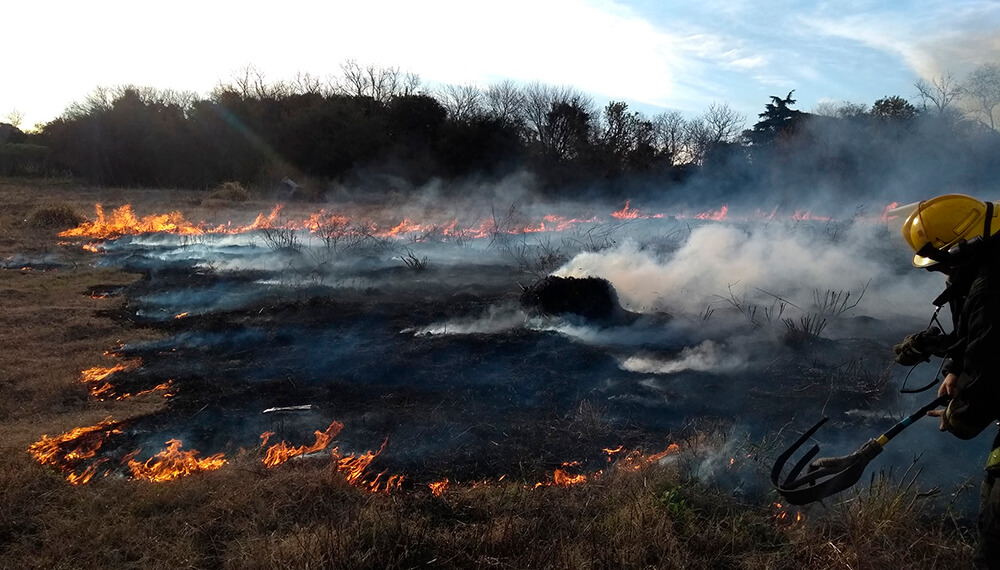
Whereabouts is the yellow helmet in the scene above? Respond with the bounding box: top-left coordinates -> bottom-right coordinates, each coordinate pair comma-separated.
899,194 -> 999,268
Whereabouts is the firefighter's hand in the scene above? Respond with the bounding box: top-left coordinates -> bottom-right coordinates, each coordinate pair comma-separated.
938,372 -> 959,398
892,329 -> 937,366
927,373 -> 959,431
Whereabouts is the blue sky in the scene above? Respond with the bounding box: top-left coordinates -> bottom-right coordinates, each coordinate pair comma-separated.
4,0 -> 1000,129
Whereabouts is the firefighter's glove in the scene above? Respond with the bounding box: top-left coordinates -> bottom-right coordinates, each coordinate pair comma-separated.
893,326 -> 947,366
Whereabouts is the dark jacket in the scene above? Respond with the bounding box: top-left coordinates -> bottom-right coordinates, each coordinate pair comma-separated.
940,241 -> 1000,439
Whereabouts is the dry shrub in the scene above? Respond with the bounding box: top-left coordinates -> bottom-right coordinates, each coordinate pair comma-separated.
27,203 -> 85,229
208,181 -> 250,202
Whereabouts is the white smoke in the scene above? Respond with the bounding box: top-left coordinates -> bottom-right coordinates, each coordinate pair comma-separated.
554,221 -> 943,324
409,305 -> 527,336
620,340 -> 744,374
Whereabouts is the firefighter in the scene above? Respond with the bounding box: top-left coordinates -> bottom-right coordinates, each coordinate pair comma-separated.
891,194 -> 1000,568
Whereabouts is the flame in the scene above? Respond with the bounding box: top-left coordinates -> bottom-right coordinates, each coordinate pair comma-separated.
878,201 -> 901,223
330,439 -> 403,492
773,502 -> 806,524
693,204 -> 729,221
28,418 -> 124,484
80,361 -> 139,384
334,440 -> 386,485
612,200 -> 640,220
534,468 -> 589,488
429,479 -> 449,496
60,204 -> 204,239
66,459 -> 110,486
127,439 -> 227,482
174,312 -> 189,319
262,421 -> 344,468
645,443 -> 681,463
552,468 -> 587,486
79,360 -> 169,401
28,418 -> 123,467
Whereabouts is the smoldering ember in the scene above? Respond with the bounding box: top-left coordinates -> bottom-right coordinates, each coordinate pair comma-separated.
18,196 -> 984,506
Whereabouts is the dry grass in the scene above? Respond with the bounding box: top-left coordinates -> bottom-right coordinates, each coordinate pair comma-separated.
0,177 -> 977,569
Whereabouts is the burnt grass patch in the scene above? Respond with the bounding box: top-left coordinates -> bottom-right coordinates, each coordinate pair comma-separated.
72,249 -> 908,492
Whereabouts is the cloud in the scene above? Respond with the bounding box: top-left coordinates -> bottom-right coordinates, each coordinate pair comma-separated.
796,2 -> 1000,80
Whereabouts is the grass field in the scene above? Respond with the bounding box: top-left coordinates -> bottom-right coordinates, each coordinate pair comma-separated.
0,177 -> 977,569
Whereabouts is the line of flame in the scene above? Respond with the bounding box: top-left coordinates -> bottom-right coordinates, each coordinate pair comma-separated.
127,439 -> 227,483
261,421 -> 344,468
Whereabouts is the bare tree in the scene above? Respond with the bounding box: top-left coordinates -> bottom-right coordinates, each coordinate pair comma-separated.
4,109 -> 24,129
214,65 -> 290,99
336,59 -> 415,104
915,73 -> 963,116
702,102 -> 746,143
485,79 -> 526,126
682,117 -> 712,165
521,82 -> 593,149
65,86 -> 115,118
964,63 -> 1000,131
678,103 -> 745,165
436,83 -> 485,122
813,100 -> 867,119
289,71 -> 331,95
652,110 -> 686,164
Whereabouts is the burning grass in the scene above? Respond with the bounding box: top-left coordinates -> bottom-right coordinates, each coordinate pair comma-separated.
1,446 -> 973,569
0,178 -> 978,568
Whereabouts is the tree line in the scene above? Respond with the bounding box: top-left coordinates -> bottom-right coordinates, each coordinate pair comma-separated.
2,61 -> 999,203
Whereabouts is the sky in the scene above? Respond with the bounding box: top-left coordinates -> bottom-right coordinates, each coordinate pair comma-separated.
3,0 -> 1000,130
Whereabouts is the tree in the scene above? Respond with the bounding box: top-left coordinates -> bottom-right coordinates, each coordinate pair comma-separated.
870,95 -> 918,122
812,100 -> 867,119
964,63 -> 1000,131
702,102 -> 746,143
683,102 -> 745,165
4,109 -> 24,130
436,84 -> 485,122
521,83 -> 593,152
336,60 -> 418,104
652,110 -> 686,164
915,73 -> 963,116
543,100 -> 593,161
596,101 -> 655,174
484,80 -> 526,129
744,91 -> 803,146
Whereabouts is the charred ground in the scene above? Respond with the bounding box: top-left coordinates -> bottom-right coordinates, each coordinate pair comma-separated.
0,179 -> 978,569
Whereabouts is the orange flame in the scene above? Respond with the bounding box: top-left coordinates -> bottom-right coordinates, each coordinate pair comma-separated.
127,439 -> 227,482
334,440 -> 386,485
262,421 -> 344,468
429,478 -> 449,496
878,201 -> 901,223
60,204 -> 204,239
552,468 -> 587,486
612,200 -> 641,220
28,418 -> 124,484
28,418 -> 123,467
694,204 -> 729,221
66,459 -> 109,486
79,360 -> 169,401
773,502 -> 806,524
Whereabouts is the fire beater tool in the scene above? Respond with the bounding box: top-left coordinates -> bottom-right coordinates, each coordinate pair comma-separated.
771,395 -> 948,505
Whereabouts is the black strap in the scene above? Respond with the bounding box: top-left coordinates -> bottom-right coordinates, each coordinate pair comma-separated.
985,201 -> 994,239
